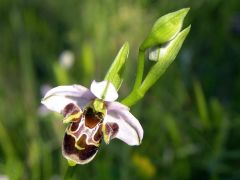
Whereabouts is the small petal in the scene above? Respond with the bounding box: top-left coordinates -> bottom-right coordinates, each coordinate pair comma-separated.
62,103 -> 82,124
90,80 -> 118,101
41,85 -> 94,113
104,105 -> 143,146
102,122 -> 119,144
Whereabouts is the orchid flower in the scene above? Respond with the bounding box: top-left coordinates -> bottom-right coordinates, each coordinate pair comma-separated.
41,80 -> 143,165
41,8 -> 190,167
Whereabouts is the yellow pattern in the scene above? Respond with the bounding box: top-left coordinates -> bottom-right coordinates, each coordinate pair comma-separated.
63,111 -> 82,124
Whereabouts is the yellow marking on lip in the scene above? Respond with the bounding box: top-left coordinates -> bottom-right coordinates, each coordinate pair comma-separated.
74,141 -> 100,150
102,124 -> 110,144
75,144 -> 85,150
63,111 -> 82,124
94,142 -> 100,147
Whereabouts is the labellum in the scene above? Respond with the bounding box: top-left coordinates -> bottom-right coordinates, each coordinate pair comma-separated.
62,103 -> 105,165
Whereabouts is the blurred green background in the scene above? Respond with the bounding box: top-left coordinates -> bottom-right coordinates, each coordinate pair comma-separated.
0,0 -> 240,179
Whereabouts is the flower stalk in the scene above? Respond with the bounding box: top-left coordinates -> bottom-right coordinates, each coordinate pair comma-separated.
132,49 -> 145,91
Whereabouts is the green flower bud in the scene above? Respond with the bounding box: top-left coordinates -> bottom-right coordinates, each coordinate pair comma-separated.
140,26 -> 191,94
140,8 -> 190,50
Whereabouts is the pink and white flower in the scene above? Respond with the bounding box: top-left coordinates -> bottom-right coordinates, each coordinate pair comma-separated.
41,80 -> 143,165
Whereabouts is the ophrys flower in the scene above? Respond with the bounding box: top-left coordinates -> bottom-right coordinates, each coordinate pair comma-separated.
41,80 -> 143,165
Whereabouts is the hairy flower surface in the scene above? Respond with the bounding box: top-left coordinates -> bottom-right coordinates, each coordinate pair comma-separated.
41,80 -> 143,165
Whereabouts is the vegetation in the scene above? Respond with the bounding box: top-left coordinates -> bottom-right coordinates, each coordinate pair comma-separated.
0,0 -> 239,179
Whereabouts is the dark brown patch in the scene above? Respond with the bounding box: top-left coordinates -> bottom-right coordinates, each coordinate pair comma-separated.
62,103 -> 80,118
63,133 -> 76,155
93,125 -> 103,142
63,134 -> 99,161
84,107 -> 103,128
96,112 -> 104,120
79,144 -> 98,161
70,121 -> 80,132
105,122 -> 119,138
76,134 -> 87,149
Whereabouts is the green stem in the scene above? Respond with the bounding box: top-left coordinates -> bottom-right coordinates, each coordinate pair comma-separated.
64,166 -> 77,180
121,49 -> 145,106
121,89 -> 144,107
132,49 -> 145,91
139,61 -> 166,95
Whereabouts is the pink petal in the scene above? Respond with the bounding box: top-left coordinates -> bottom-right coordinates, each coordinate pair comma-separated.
41,85 -> 95,113
104,103 -> 143,146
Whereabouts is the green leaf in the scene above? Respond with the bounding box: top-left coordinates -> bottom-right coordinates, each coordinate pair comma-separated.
140,8 -> 190,50
193,80 -> 210,128
104,42 -> 129,90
